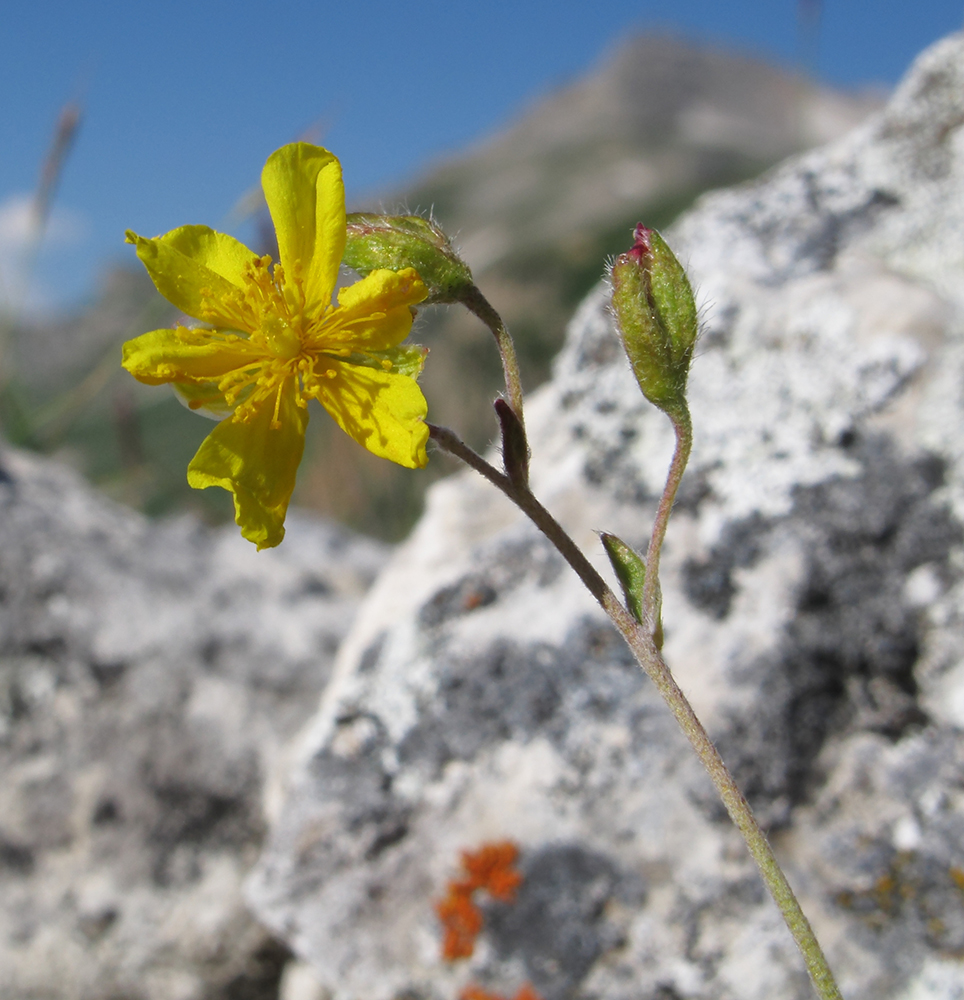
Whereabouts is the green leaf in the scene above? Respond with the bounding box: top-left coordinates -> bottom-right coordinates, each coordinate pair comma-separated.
601,533 -> 663,648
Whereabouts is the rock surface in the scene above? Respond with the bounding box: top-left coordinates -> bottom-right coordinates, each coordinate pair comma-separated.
248,34 -> 964,1000
0,449 -> 387,1000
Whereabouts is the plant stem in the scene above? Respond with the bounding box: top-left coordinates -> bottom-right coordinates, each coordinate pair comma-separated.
428,424 -> 609,605
459,285 -> 526,425
427,422 -> 843,1000
642,406 -> 691,630
611,614 -> 844,1000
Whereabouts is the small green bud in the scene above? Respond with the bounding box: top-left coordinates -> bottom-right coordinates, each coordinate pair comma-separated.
609,225 -> 697,419
344,213 -> 474,305
600,532 -> 663,648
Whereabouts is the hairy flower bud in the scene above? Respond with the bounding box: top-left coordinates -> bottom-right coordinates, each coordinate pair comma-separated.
609,225 -> 697,419
344,213 -> 474,305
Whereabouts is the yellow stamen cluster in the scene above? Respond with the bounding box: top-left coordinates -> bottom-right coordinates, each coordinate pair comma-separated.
191,254 -> 404,430
189,254 -> 404,428
194,256 -> 310,427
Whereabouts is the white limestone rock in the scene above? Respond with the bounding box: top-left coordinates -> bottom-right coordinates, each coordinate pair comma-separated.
0,449 -> 387,1000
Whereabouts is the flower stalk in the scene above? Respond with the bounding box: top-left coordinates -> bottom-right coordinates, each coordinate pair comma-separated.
641,406 -> 690,634
458,284 -> 526,426
427,411 -> 842,1000
431,224 -> 844,1000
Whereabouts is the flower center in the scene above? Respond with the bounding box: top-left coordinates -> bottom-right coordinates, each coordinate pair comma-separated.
262,314 -> 302,361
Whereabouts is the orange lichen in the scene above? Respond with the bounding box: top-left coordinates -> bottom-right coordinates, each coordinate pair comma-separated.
460,841 -> 523,903
436,840 -> 523,961
459,983 -> 542,1000
512,985 -> 542,1000
460,986 -> 498,1000
436,885 -> 484,960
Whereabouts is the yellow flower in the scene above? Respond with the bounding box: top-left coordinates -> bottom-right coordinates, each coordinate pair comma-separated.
122,143 -> 430,550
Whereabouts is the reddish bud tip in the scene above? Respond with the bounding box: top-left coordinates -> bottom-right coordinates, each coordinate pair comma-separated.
630,224 -> 653,260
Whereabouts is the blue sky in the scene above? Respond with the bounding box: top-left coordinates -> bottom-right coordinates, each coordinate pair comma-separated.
2,0 -> 962,313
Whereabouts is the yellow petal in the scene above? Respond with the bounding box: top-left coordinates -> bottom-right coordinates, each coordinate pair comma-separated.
186,379 -> 308,549
326,304 -> 415,353
325,268 -> 428,350
172,381 -> 234,420
261,143 -> 345,310
366,343 -> 428,378
122,327 -> 264,385
126,227 -> 256,326
336,268 -> 427,314
317,364 -> 428,469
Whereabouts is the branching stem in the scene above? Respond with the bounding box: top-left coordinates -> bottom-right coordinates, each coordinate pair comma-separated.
429,304 -> 844,1000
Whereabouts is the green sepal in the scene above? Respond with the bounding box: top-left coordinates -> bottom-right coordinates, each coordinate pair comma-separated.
342,343 -> 428,378
344,213 -> 474,305
601,532 -> 663,649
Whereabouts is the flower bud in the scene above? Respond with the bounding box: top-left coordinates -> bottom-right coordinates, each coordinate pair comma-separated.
494,397 -> 529,488
344,213 -> 474,305
609,225 -> 697,419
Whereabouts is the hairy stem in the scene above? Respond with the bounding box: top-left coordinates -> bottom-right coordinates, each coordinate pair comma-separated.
460,285 -> 526,425
611,612 -> 843,1000
642,405 -> 691,629
428,421 -> 843,1000
428,424 -> 608,604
